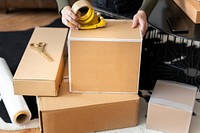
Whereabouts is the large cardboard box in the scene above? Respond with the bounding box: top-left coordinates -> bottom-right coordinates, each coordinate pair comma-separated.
173,0 -> 200,24
38,80 -> 140,133
68,19 -> 142,93
13,27 -> 68,96
146,80 -> 197,133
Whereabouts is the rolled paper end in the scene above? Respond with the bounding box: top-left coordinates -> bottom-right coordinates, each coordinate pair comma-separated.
14,111 -> 32,125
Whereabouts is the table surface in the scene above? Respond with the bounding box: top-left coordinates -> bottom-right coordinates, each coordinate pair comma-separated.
148,0 -> 200,41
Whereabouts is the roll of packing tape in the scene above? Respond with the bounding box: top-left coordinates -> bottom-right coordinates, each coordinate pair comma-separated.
0,58 -> 32,125
71,0 -> 106,29
71,0 -> 91,14
72,0 -> 95,24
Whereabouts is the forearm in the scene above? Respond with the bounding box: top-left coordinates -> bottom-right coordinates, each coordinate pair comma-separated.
139,0 -> 158,18
56,0 -> 71,12
56,0 -> 159,17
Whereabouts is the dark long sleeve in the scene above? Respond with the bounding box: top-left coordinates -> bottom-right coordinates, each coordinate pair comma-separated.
139,0 -> 158,18
56,0 -> 158,17
56,0 -> 70,12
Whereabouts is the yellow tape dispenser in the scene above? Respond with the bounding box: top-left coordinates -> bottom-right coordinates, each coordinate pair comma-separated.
71,0 -> 106,30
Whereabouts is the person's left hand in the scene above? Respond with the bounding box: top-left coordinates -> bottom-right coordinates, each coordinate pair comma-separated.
132,10 -> 148,37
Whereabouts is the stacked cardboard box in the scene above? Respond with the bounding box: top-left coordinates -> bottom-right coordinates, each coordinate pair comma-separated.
13,27 -> 68,96
38,20 -> 142,133
173,0 -> 200,24
38,77 -> 140,133
68,20 -> 142,93
146,80 -> 197,133
14,19 -> 142,133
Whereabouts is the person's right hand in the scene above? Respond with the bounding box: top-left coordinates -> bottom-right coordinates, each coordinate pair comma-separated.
61,6 -> 80,29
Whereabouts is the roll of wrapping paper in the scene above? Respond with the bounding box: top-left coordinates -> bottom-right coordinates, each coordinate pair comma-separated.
0,57 -> 31,125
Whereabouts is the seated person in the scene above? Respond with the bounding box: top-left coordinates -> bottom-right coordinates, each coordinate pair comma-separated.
56,0 -> 158,36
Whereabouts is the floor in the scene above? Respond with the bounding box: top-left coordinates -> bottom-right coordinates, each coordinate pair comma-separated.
0,8 -> 60,32
0,8 -> 60,133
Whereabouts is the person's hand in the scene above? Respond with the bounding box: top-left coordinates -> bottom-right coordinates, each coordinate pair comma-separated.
132,10 -> 148,37
61,6 -> 80,29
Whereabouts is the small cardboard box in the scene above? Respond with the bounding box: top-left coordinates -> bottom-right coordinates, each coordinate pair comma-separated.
173,0 -> 200,24
146,80 -> 197,133
68,19 -> 142,93
13,27 -> 68,96
38,80 -> 140,133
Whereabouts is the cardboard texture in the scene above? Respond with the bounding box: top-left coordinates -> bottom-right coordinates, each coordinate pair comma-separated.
68,19 -> 142,93
38,79 -> 140,133
13,27 -> 68,96
62,58 -> 69,79
173,0 -> 200,24
146,80 -> 197,133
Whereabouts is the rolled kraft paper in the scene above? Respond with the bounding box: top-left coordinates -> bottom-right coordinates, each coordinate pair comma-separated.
0,57 -> 31,125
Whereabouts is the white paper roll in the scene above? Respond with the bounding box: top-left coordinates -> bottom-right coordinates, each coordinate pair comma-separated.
0,57 -> 31,125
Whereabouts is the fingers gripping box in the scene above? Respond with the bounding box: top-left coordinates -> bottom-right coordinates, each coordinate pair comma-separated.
146,80 -> 197,133
38,79 -> 140,133
68,19 -> 142,93
13,27 -> 68,96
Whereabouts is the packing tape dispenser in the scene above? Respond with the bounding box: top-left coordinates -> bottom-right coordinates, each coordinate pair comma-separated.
71,0 -> 106,30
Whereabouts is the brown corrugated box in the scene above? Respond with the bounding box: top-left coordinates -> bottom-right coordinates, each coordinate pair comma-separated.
68,19 -> 142,93
13,27 -> 68,96
62,58 -> 69,79
173,0 -> 200,24
146,80 -> 197,133
38,79 -> 140,133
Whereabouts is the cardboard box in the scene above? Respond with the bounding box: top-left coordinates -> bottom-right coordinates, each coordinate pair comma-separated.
13,27 -> 68,96
68,19 -> 142,93
62,58 -> 69,79
38,80 -> 140,133
173,0 -> 200,24
146,80 -> 197,133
